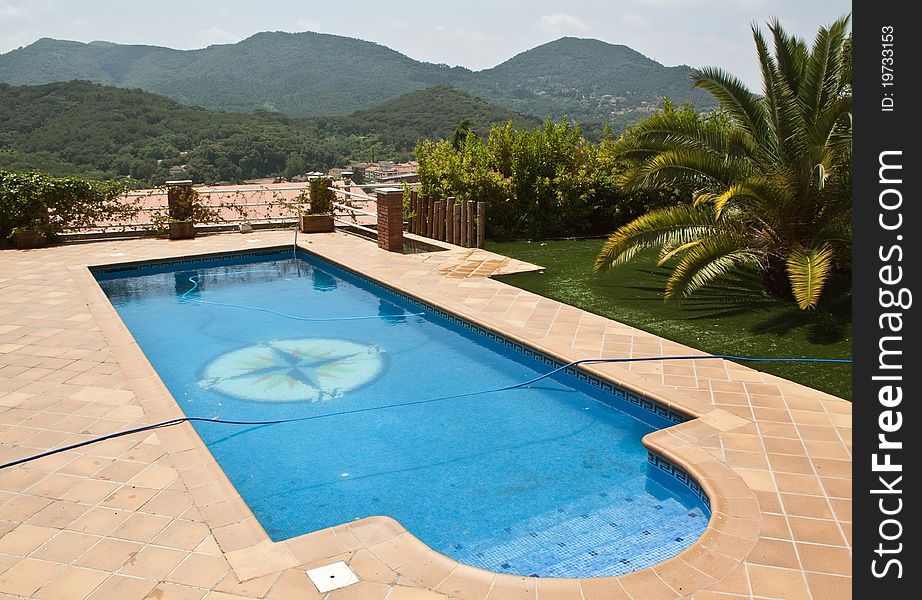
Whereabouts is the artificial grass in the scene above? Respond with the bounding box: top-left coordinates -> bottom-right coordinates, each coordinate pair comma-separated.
487,239 -> 852,399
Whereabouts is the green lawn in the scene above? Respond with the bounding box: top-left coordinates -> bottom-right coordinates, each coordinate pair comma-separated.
487,239 -> 852,399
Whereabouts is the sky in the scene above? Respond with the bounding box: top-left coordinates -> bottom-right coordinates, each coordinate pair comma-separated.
0,0 -> 851,90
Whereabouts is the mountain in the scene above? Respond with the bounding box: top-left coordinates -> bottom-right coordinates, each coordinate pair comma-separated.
0,33 -> 465,117
0,33 -> 714,125
463,37 -> 715,124
0,81 -> 531,181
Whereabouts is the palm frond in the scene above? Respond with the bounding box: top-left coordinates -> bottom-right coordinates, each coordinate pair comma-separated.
614,110 -> 737,157
808,95 -> 852,160
658,239 -> 702,265
768,17 -> 808,96
800,16 -> 851,118
664,236 -> 760,300
710,179 -> 780,217
691,67 -> 769,142
620,149 -> 753,192
595,205 -> 717,272
786,244 -> 835,309
752,24 -> 781,159
693,190 -> 720,206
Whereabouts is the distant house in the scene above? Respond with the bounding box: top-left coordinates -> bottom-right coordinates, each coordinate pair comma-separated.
349,163 -> 369,184
362,161 -> 418,183
169,165 -> 187,176
378,172 -> 419,184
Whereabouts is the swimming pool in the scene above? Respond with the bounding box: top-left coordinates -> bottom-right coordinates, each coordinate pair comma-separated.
94,249 -> 708,578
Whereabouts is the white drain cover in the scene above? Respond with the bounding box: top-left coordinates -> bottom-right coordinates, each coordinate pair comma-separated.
306,561 -> 360,592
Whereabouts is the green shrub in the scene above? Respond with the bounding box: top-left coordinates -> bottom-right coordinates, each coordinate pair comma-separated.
0,170 -> 134,245
415,119 -> 680,240
307,177 -> 336,214
166,185 -> 198,221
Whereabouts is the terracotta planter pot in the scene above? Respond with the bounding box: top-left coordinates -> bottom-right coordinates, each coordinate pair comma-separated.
168,220 -> 195,240
13,229 -> 46,249
300,214 -> 334,233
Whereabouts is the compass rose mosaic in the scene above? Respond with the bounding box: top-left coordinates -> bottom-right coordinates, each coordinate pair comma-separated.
199,338 -> 385,402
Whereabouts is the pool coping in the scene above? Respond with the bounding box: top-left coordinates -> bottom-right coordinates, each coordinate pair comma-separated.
68,237 -> 761,597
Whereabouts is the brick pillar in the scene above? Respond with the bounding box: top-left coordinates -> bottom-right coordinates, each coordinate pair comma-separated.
376,188 -> 404,252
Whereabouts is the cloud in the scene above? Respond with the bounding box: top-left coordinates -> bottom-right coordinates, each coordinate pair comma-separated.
537,13 -> 590,33
620,13 -> 651,29
0,3 -> 29,18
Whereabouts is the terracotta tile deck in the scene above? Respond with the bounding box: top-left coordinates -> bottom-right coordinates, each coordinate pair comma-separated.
0,231 -> 851,599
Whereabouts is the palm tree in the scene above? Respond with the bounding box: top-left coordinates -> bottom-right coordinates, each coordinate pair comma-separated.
595,16 -> 851,309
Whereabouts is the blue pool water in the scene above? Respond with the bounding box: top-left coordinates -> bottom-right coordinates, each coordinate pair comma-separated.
94,249 -> 708,577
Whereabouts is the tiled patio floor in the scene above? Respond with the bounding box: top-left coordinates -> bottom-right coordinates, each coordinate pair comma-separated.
0,231 -> 851,599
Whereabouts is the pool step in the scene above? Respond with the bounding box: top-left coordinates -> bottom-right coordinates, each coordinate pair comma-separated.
445,488 -> 706,578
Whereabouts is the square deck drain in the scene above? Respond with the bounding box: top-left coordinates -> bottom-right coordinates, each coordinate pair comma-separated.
306,561 -> 360,592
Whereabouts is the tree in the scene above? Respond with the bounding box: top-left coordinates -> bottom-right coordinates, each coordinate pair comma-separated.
451,119 -> 473,150
284,153 -> 306,179
595,16 -> 852,309
416,118 -> 652,240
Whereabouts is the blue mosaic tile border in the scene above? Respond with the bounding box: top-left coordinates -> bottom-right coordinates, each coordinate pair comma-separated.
648,451 -> 712,512
92,248 -> 284,274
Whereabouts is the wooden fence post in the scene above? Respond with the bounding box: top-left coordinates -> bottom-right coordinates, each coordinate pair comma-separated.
436,200 -> 444,241
476,202 -> 486,248
460,200 -> 468,247
419,196 -> 429,236
453,202 -> 462,245
410,190 -> 418,234
467,201 -> 475,248
441,199 -> 448,241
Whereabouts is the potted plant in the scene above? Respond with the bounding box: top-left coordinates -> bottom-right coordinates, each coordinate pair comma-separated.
10,223 -> 47,249
166,180 -> 197,239
299,177 -> 335,233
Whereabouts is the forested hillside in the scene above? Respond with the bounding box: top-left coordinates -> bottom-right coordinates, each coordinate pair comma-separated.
0,33 -> 714,125
463,37 -> 715,126
0,81 -> 532,183
325,86 -> 538,151
0,33 -> 463,116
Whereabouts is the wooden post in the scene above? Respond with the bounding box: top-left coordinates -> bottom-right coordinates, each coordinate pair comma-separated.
420,195 -> 426,237
425,196 -> 433,238
477,202 -> 486,248
435,200 -> 444,241
453,202 -> 462,245
442,196 -> 455,243
410,190 -> 418,234
407,190 -> 413,233
446,198 -> 458,244
464,201 -> 472,247
459,200 -> 467,247
442,197 -> 449,243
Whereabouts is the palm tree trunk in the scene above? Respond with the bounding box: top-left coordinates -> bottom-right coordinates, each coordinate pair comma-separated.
761,255 -> 792,299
